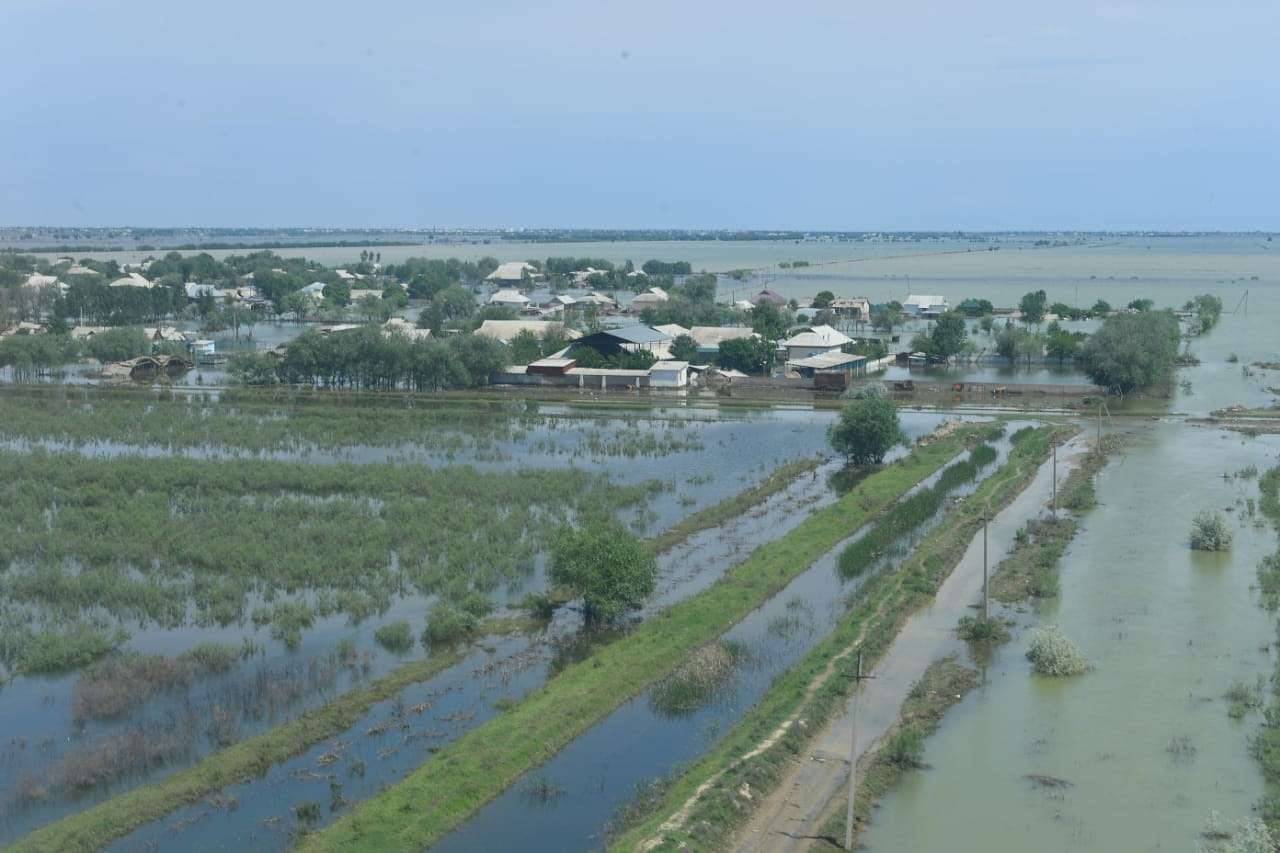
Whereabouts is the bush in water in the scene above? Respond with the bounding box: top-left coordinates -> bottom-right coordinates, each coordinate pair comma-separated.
1190,511 -> 1233,552
1025,624 -> 1090,677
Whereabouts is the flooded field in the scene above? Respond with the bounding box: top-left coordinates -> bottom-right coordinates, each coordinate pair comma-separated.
0,387 -> 958,847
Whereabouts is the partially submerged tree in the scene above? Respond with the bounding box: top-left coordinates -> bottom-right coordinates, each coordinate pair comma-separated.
1190,511 -> 1233,551
549,522 -> 657,624
1079,310 -> 1180,394
828,395 -> 903,465
1019,289 -> 1048,325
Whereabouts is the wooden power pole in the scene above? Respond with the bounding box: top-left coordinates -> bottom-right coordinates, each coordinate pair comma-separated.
845,651 -> 876,850
982,508 -> 989,620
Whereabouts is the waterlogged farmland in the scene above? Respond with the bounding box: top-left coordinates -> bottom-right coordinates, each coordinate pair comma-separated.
427,432 -> 1021,853
0,389 -> 953,847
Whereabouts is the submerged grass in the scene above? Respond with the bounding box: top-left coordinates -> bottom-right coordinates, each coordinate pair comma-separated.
609,425 -> 1067,852
8,648 -> 467,853
647,457 -> 822,554
0,449 -> 655,668
0,386 -> 706,459
7,447 -> 861,850
1250,466 -> 1280,833
296,425 -> 994,852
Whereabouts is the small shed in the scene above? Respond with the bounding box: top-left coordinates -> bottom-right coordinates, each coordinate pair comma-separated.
527,357 -> 576,376
787,351 -> 867,390
649,360 -> 690,388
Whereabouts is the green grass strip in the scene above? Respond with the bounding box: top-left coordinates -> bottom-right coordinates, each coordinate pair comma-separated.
9,650 -> 465,853
608,426 -> 1066,851
299,427 -> 989,852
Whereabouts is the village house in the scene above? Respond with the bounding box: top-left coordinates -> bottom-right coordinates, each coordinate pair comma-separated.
685,326 -> 756,360
568,325 -> 671,360
474,319 -> 578,345
382,317 -> 432,340
903,294 -> 949,317
488,289 -> 531,308
750,288 -> 788,307
781,324 -> 852,361
485,261 -> 539,283
627,286 -> 669,312
829,297 -> 871,319
108,272 -> 154,289
786,350 -> 867,390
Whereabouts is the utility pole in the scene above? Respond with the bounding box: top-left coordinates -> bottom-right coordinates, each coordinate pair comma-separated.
845,651 -> 875,851
982,508 -> 989,620
1051,441 -> 1057,518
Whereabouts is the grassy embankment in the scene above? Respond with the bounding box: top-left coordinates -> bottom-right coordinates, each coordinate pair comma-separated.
1250,466 -> 1280,833
3,447 -> 826,852
295,425 -> 996,852
609,424 -> 1069,852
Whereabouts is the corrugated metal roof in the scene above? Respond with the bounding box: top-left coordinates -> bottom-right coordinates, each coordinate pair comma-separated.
782,325 -> 852,348
787,351 -> 866,369
597,324 -> 671,344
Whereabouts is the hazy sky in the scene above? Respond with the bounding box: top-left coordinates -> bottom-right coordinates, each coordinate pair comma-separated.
4,0 -> 1278,230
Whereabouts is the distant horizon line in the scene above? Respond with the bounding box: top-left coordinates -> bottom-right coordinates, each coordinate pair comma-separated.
2,226 -> 1277,236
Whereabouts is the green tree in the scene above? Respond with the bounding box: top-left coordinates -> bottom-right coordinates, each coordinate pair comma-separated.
979,314 -> 995,334
956,298 -> 994,317
509,329 -> 543,365
812,290 -> 836,309
828,396 -> 903,465
1090,299 -> 1112,316
282,291 -> 312,323
749,301 -> 790,341
549,523 -> 657,623
928,311 -> 967,360
716,336 -> 774,374
323,280 -> 351,307
1046,324 -> 1085,363
871,305 -> 903,332
669,333 -> 699,363
433,285 -> 475,323
1079,310 -> 1180,393
1019,289 -> 1048,325
1187,293 -> 1223,333
1126,298 -> 1154,312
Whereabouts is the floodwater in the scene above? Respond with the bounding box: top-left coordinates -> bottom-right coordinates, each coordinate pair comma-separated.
426,429 -> 1025,853
862,350 -> 1280,849
0,407 -> 949,847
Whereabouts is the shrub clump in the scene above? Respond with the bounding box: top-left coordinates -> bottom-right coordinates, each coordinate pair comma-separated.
374,621 -> 414,653
1025,624 -> 1090,676
649,642 -> 742,717
1190,511 -> 1233,552
421,603 -> 477,647
957,615 -> 1010,642
1199,811 -> 1274,853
